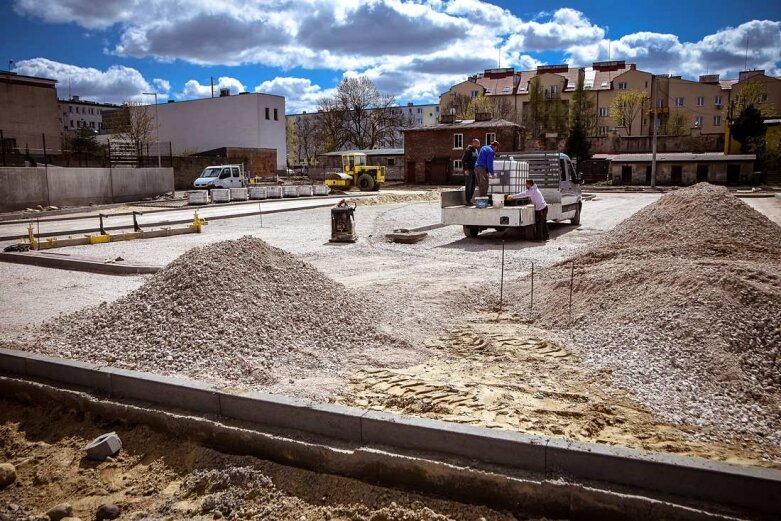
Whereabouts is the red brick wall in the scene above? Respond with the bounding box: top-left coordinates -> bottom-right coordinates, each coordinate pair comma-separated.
403,125 -> 521,184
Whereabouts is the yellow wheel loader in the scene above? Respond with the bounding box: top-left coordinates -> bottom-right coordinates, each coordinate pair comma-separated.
324,153 -> 385,191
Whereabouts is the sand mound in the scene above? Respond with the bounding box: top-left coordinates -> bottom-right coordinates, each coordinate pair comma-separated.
29,236 -> 418,390
503,184 -> 781,447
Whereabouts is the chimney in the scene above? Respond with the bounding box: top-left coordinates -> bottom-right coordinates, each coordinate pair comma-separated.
699,74 -> 720,84
219,88 -> 230,97
474,112 -> 492,122
739,70 -> 764,82
72,95 -> 80,102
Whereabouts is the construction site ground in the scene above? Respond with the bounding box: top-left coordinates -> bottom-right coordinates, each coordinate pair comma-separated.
1,191 -> 780,515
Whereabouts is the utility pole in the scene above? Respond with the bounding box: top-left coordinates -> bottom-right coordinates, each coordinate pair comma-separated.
210,76 -> 215,98
143,92 -> 161,167
650,75 -> 658,188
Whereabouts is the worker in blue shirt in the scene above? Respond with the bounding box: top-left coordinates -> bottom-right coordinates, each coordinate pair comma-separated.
475,141 -> 499,197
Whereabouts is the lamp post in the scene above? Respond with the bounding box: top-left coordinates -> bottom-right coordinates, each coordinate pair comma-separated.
650,75 -> 658,188
143,92 -> 161,167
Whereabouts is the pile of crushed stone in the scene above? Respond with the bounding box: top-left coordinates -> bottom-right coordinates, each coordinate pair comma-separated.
502,184 -> 781,454
25,236 -> 420,391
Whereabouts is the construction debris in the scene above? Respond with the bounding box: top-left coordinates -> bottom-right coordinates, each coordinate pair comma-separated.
502,184 -> 781,450
28,236 -> 419,392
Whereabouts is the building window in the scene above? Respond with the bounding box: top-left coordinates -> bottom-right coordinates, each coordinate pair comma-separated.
69,106 -> 73,113
715,95 -> 723,106
599,107 -> 609,117
675,97 -> 685,107
274,108 -> 278,120
387,158 -> 395,166
417,108 -> 422,114
618,82 -> 628,90
435,106 -> 440,112
454,159 -> 462,170
713,115 -> 722,126
485,132 -> 496,144
696,96 -> 705,106
656,98 -> 665,108
694,116 -> 703,127
70,120 -> 74,127
453,133 -> 463,149
598,126 -> 608,135
265,107 -> 270,120
644,80 -> 649,88
470,90 -> 479,98
90,121 -> 95,128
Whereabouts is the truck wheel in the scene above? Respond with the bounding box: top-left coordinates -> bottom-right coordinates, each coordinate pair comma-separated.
358,174 -> 375,191
571,203 -> 582,225
463,226 -> 480,238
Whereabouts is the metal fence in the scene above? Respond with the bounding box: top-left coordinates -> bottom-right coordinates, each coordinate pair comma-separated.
0,129 -> 173,168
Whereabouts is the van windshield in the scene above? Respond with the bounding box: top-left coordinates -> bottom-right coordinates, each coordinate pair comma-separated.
201,167 -> 222,178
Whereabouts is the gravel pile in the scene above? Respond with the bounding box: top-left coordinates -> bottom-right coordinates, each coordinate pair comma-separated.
27,236 -> 417,389
503,184 -> 781,450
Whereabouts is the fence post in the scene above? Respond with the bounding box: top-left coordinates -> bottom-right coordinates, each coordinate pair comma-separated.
0,129 -> 5,167
530,261 -> 534,314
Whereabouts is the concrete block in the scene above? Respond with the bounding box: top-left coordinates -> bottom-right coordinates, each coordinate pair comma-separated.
545,437 -> 781,515
105,368 -> 220,414
0,348 -> 27,375
85,431 -> 122,461
361,411 -> 547,472
218,391 -> 363,442
23,353 -> 111,392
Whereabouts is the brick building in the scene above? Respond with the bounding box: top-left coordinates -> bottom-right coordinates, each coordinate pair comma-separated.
402,118 -> 523,184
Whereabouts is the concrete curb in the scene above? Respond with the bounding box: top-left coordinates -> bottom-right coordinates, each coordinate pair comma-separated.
0,346 -> 778,516
0,251 -> 160,275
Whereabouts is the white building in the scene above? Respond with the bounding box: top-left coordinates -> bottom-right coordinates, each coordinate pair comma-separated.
58,96 -> 117,132
148,92 -> 286,169
396,102 -> 440,126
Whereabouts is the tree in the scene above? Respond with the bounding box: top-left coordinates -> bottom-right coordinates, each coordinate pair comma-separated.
609,90 -> 649,136
568,74 -> 595,136
732,79 -> 775,117
443,92 -> 473,119
661,110 -> 689,136
111,102 -> 154,156
319,76 -> 403,150
565,75 -> 593,166
731,105 -> 766,153
464,95 -> 514,121
524,77 -> 545,138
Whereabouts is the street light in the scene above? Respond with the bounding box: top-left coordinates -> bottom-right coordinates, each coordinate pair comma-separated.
143,92 -> 161,168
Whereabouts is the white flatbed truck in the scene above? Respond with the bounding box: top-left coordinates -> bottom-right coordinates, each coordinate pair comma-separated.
441,152 -> 583,237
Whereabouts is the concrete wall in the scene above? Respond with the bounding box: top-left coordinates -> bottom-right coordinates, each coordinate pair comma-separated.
0,166 -> 173,212
151,93 -> 287,169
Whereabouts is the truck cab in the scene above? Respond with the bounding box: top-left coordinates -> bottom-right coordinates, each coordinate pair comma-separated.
441,152 -> 583,238
193,164 -> 246,189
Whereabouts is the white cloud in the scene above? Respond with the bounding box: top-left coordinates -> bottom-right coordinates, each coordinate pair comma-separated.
9,2 -> 781,109
254,77 -> 333,114
153,78 -> 170,93
180,76 -> 247,99
11,57 -> 164,104
566,20 -> 781,78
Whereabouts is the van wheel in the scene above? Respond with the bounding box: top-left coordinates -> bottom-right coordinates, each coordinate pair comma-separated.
571,203 -> 582,225
358,174 -> 375,191
463,226 -> 480,238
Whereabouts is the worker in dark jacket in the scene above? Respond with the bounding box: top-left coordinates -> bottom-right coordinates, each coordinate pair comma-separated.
461,138 -> 479,204
475,141 -> 499,197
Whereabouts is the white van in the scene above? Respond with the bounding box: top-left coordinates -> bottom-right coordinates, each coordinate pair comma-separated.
193,164 -> 246,189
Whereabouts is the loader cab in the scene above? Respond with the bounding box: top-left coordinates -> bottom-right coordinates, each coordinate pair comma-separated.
343,153 -> 367,174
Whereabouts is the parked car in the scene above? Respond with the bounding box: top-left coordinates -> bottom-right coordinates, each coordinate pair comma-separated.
193,164 -> 246,189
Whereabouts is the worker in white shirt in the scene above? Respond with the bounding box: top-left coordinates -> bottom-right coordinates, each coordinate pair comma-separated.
507,179 -> 549,241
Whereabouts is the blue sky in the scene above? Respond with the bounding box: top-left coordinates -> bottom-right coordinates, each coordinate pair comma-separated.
2,0 -> 780,113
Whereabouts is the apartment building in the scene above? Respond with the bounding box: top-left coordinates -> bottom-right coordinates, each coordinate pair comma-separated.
58,96 -> 118,133
440,61 -> 781,142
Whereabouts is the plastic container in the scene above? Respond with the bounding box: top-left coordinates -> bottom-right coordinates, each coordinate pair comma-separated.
492,193 -> 505,208
248,186 -> 268,200
282,185 -> 299,198
187,190 -> 209,205
474,197 -> 490,208
230,187 -> 249,201
298,185 -> 313,197
211,188 -> 231,203
266,186 -> 283,199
